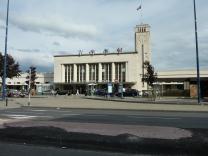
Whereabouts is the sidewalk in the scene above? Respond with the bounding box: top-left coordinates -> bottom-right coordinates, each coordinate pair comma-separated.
84,95 -> 208,105
1,96 -> 208,154
2,96 -> 208,112
0,99 -> 22,110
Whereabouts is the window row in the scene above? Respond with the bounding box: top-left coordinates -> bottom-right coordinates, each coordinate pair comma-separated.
64,63 -> 126,83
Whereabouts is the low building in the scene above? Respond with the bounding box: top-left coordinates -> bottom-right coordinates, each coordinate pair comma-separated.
156,69 -> 208,98
54,24 -> 151,94
0,72 -> 54,94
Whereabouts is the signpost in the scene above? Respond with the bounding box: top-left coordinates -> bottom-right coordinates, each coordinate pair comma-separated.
193,0 -> 201,104
107,83 -> 113,98
2,0 -> 10,101
119,83 -> 124,99
28,69 -> 31,106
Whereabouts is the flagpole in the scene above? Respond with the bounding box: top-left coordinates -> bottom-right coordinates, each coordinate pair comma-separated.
193,0 -> 201,104
136,0 -> 143,24
2,0 -> 10,101
140,0 -> 143,24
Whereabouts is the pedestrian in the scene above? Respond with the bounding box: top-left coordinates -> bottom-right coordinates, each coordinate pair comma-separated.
76,89 -> 79,95
51,89 -> 54,96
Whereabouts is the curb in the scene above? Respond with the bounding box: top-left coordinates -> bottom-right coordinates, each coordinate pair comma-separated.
21,106 -> 208,113
83,97 -> 208,105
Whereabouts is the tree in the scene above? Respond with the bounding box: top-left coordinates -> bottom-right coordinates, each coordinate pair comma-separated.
142,61 -> 157,88
0,52 -> 21,80
26,66 -> 37,90
142,61 -> 158,100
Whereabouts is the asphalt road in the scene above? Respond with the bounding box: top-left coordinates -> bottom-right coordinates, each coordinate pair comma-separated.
0,142 -> 144,156
1,107 -> 208,128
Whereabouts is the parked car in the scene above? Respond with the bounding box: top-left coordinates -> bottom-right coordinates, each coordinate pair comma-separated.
7,89 -> 25,98
116,89 -> 139,97
56,90 -> 71,96
95,89 -> 107,96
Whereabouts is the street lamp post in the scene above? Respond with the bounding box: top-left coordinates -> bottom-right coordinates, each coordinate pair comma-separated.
2,0 -> 10,100
193,0 -> 201,104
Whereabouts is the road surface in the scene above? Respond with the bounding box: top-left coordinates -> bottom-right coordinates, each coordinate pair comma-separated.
0,142 -> 145,156
0,107 -> 208,128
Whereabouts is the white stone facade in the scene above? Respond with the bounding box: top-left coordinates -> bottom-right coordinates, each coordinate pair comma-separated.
54,24 -> 151,92
0,72 -> 54,92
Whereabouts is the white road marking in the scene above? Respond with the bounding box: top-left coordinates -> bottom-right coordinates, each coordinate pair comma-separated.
31,109 -> 72,113
129,116 -> 181,120
31,110 -> 47,112
1,114 -> 52,119
62,114 -> 81,116
4,114 -> 37,119
84,114 -> 108,117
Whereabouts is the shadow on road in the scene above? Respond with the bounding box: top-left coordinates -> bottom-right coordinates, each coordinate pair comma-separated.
0,126 -> 208,155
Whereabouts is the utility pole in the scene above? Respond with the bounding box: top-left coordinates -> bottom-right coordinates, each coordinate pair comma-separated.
2,0 -> 10,100
28,69 -> 31,106
193,0 -> 201,104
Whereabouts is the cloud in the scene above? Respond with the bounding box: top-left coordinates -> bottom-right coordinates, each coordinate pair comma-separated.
53,41 -> 61,46
0,14 -> 99,40
16,48 -> 40,53
1,0 -> 208,72
0,25 -> 5,29
10,50 -> 53,72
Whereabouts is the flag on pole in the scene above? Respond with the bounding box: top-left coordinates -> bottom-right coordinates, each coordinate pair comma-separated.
137,5 -> 142,11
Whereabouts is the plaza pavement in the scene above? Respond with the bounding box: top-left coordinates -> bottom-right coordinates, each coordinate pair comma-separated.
1,95 -> 208,112
0,95 -> 206,151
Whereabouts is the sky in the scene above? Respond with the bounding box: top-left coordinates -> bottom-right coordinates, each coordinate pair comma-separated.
0,0 -> 207,72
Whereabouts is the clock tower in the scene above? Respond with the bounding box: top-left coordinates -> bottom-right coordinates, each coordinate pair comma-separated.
135,24 -> 151,89
135,24 -> 151,63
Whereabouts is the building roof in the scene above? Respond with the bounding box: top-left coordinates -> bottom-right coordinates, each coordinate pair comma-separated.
157,69 -> 208,81
54,51 -> 137,57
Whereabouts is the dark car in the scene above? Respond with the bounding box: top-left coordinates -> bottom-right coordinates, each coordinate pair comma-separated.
124,89 -> 139,97
116,89 -> 139,97
95,89 -> 107,96
56,90 -> 71,96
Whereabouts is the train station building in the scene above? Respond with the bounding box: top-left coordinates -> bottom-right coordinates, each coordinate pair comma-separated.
53,23 -> 208,98
54,24 -> 151,94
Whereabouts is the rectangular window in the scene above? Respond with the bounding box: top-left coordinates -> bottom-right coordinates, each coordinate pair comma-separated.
65,65 -> 67,83
77,64 -> 86,82
101,63 -> 112,82
71,65 -> 74,82
122,63 -> 126,82
77,65 -> 80,82
102,64 -> 105,81
96,64 -> 99,82
115,62 -> 126,82
64,64 -> 74,83
89,64 -> 99,82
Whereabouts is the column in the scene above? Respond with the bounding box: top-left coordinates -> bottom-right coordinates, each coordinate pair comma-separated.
61,64 -> 65,83
73,64 -> 77,83
125,62 -> 128,82
86,64 -> 89,82
66,65 -> 68,83
112,63 -> 115,82
98,63 -> 102,83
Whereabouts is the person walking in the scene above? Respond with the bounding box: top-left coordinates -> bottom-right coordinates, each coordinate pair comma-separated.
76,89 -> 79,95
